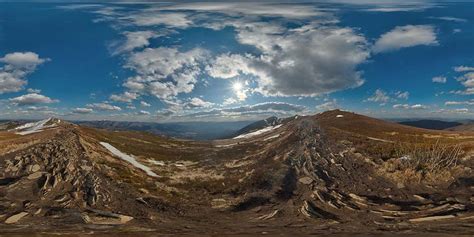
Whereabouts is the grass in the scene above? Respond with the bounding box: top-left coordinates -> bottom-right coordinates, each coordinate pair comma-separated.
380,140 -> 465,184
394,141 -> 463,174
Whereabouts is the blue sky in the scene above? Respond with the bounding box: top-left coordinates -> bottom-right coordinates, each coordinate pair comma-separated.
1,1 -> 474,122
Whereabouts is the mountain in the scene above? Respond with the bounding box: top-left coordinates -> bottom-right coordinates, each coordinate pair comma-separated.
75,120 -> 255,140
0,111 -> 473,235
446,122 -> 474,132
398,119 -> 462,130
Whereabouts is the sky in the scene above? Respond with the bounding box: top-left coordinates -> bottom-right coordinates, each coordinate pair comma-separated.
1,0 -> 474,122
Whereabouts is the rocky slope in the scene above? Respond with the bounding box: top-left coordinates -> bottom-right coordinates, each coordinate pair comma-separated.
0,112 -> 473,236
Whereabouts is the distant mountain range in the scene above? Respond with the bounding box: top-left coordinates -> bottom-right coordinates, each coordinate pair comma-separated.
74,120 -> 255,140
398,120 -> 463,130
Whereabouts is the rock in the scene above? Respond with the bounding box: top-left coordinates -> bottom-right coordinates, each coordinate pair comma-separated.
27,172 -> 43,180
31,164 -> 41,172
397,182 -> 405,189
5,212 -> 29,224
409,215 -> 456,222
299,176 -> 313,185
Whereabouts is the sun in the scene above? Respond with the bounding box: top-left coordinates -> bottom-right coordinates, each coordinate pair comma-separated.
232,82 -> 243,92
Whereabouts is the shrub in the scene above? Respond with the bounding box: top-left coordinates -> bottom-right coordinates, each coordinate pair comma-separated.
394,141 -> 463,174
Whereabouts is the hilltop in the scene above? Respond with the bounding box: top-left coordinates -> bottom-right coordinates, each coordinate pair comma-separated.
0,111 -> 473,236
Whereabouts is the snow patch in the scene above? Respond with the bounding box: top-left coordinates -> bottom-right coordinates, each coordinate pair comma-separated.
233,124 -> 283,139
336,115 -> 344,118
264,133 -> 281,141
148,159 -> 165,166
100,142 -> 158,177
13,118 -> 59,135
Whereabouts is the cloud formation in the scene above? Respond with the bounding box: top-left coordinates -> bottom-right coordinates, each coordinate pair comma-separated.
124,47 -> 207,99
0,52 -> 49,94
367,89 -> 390,103
373,25 -> 438,53
9,93 -> 58,106
432,76 -> 447,83
72,107 -> 94,114
87,103 -> 122,111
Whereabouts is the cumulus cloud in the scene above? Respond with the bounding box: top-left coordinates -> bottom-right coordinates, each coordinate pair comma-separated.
367,89 -> 390,103
432,76 -> 447,83
452,72 -> 474,95
140,101 -> 151,107
159,2 -> 326,19
373,25 -> 438,53
126,12 -> 192,28
138,110 -> 150,115
395,91 -> 409,100
315,99 -> 339,111
180,102 -> 306,121
206,54 -> 252,79
9,93 -> 59,106
110,91 -> 139,103
393,103 -> 428,110
429,16 -> 467,22
185,97 -> 214,109
123,47 -> 207,99
87,103 -> 122,111
72,107 -> 94,114
454,66 -> 474,72
111,31 -> 165,55
445,100 -> 474,106
0,52 -> 49,94
207,22 -> 369,97
0,52 -> 48,69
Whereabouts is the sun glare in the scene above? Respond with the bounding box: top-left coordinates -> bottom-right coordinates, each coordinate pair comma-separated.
232,82 -> 243,92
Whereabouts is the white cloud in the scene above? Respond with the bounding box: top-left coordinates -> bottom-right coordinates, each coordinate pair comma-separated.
315,99 -> 339,111
393,103 -> 428,110
206,54 -> 252,79
126,12 -> 192,28
138,110 -> 150,115
27,88 -> 41,93
0,52 -> 49,94
87,103 -> 122,111
452,72 -> 474,95
179,102 -> 306,121
111,31 -> 165,55
123,47 -> 207,99
206,22 -> 369,97
367,89 -> 390,103
429,16 -> 467,22
445,100 -> 474,106
72,107 -> 94,114
432,76 -> 447,83
159,3 -> 326,19
454,66 -> 474,72
110,91 -> 139,103
9,93 -> 59,106
185,97 -> 214,109
223,97 -> 238,106
373,25 -> 438,53
140,101 -> 151,107
395,91 -> 409,99
0,52 -> 48,69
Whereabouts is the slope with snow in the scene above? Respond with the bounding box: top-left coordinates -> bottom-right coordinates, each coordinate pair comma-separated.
13,118 -> 60,135
233,124 -> 282,139
100,142 -> 159,177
